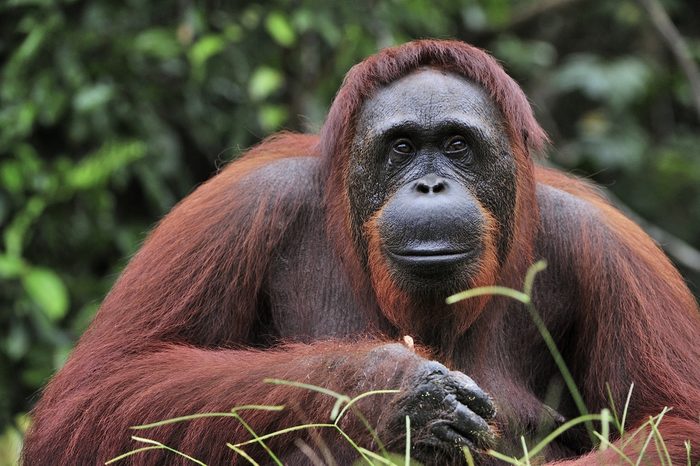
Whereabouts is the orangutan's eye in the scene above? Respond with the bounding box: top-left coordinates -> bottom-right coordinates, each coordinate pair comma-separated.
392,139 -> 415,155
444,135 -> 468,154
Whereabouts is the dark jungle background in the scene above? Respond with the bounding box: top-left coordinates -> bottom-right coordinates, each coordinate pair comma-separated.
1,0 -> 699,463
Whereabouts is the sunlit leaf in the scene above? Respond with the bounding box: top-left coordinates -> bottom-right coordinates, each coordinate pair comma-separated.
73,83 -> 114,113
15,103 -> 37,139
0,255 -> 25,278
6,26 -> 48,75
224,24 -> 243,42
5,323 -> 29,360
189,35 -> 226,69
248,67 -> 284,101
0,421 -> 23,466
66,140 -> 147,190
0,161 -> 24,194
134,29 -> 181,59
258,104 -> 288,131
22,267 -> 69,321
265,11 -> 295,47
4,197 -> 46,257
292,9 -> 313,32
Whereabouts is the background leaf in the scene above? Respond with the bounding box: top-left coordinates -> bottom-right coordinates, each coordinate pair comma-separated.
21,268 -> 69,322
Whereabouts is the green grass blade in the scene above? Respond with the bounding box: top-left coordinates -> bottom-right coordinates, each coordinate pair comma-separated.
346,408 -> 390,458
520,436 -> 531,466
446,286 -> 530,305
231,405 -> 286,413
105,446 -> 165,464
355,447 -> 398,465
132,412 -> 239,429
462,447 -> 476,466
131,405 -> 284,430
130,436 -> 206,465
263,378 -> 350,403
333,425 -> 375,466
523,413 -> 602,459
335,389 -> 401,423
592,431 -> 634,466
227,445 -> 260,465
231,423 -> 335,447
231,412 -> 283,466
524,300 -> 593,440
605,383 -> 623,435
523,260 -> 547,297
599,408 -> 611,451
487,449 -> 523,465
649,416 -> 671,466
404,415 -> 411,466
652,434 -> 667,466
633,408 -> 669,466
620,383 -> 635,435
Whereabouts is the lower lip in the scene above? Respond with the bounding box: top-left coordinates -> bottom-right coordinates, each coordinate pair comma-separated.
387,251 -> 471,267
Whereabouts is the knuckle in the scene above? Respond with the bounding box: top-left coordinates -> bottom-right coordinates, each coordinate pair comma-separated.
421,360 -> 449,376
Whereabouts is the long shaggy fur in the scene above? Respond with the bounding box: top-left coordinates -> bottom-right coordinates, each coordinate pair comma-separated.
22,40 -> 700,466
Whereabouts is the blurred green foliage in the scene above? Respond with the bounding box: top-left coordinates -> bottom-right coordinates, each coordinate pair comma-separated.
1,0 -> 699,462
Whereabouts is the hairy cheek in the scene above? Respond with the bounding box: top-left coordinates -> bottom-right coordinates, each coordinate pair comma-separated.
348,166 -> 386,227
446,205 -> 500,333
363,212 -> 414,330
478,163 -> 518,261
470,203 -> 499,290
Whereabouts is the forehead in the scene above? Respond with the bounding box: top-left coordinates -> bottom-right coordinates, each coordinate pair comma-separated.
356,68 -> 504,135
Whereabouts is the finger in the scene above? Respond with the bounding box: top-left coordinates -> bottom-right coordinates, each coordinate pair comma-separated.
451,404 -> 494,448
449,371 -> 496,419
430,420 -> 475,449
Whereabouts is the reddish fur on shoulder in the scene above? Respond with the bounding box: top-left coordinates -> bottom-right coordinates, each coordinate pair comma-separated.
535,166 -> 700,465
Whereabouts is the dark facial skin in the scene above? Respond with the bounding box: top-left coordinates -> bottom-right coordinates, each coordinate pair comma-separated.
349,69 -> 517,291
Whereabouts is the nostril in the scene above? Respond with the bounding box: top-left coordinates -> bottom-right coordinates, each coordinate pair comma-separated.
415,179 -> 448,195
416,183 -> 430,194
